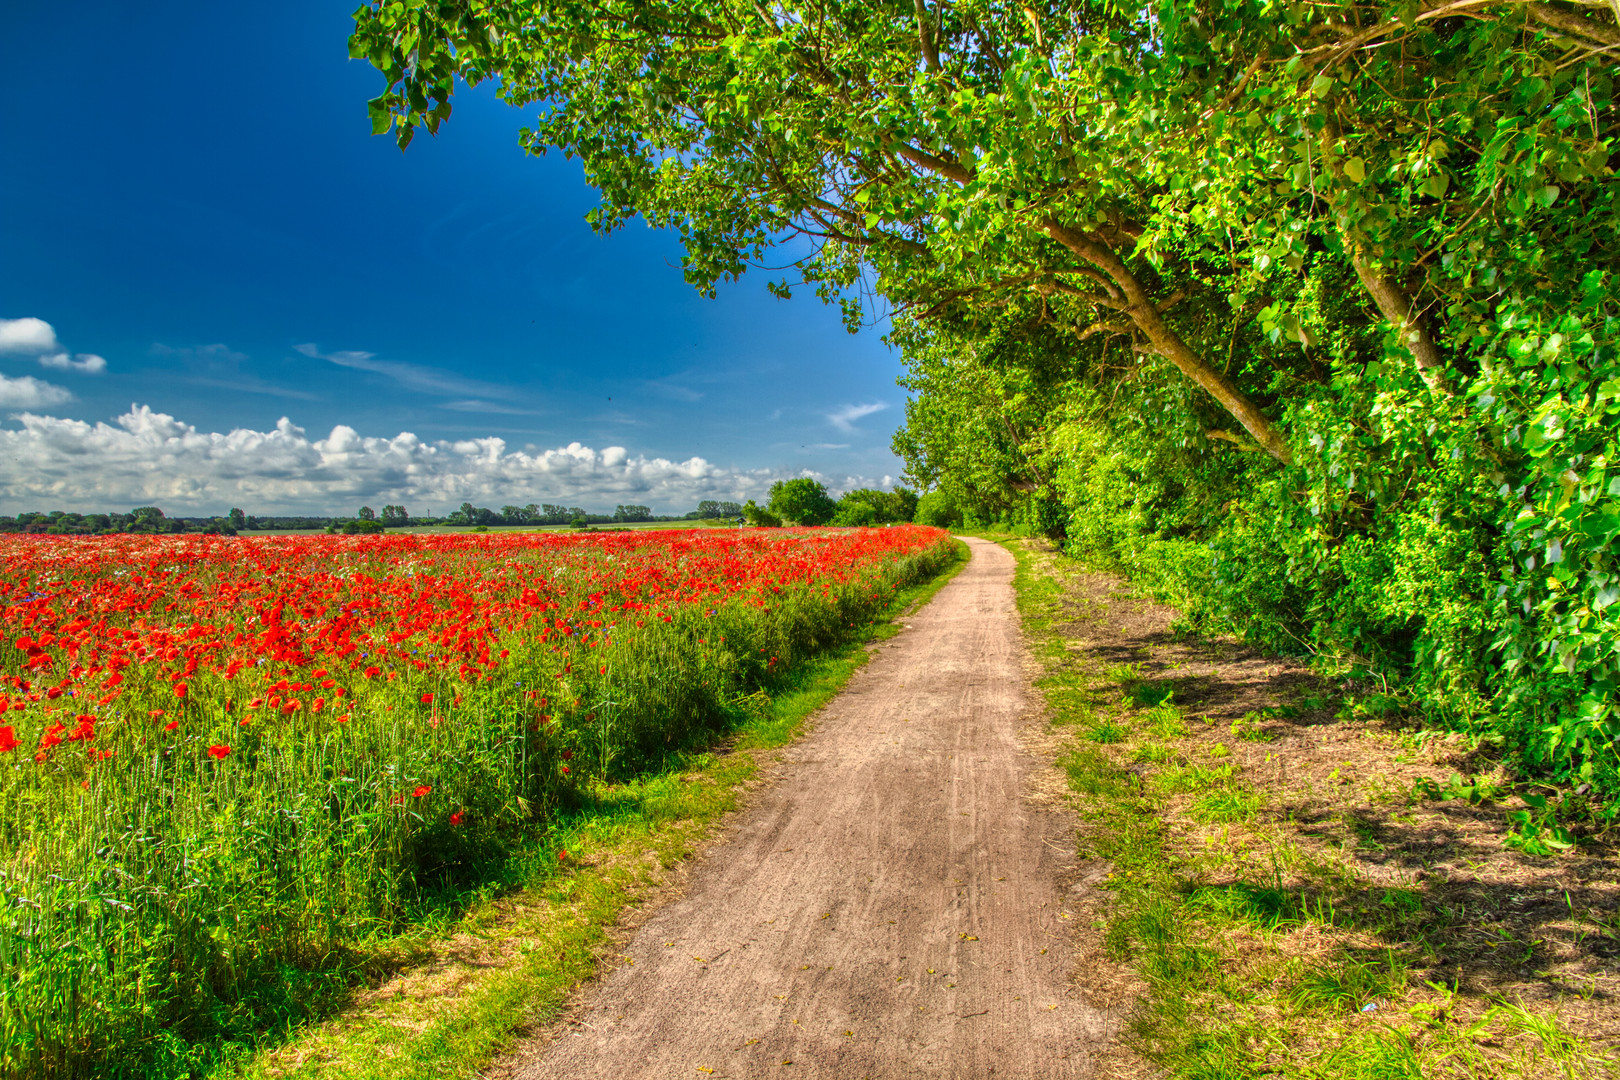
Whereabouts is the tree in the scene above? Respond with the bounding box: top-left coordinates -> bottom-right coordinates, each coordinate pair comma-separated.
350,0 -> 1321,461
381,504 -> 410,525
835,487 -> 919,524
227,507 -> 246,530
357,506 -> 376,521
913,490 -> 962,529
354,1 -> 1620,800
831,500 -> 877,527
741,499 -> 782,527
614,504 -> 653,522
767,478 -> 836,526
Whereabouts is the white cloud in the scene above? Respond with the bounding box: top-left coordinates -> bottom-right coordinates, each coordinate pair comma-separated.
0,373 -> 74,410
2,318 -> 109,375
294,342 -> 514,400
441,399 -> 541,415
39,353 -> 108,374
827,402 -> 889,432
0,317 -> 61,355
0,404 -> 891,515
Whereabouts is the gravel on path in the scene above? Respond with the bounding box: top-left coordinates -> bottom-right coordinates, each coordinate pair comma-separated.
508,537 -> 1109,1078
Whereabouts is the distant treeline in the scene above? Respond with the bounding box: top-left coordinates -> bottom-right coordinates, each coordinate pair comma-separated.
0,499 -> 768,535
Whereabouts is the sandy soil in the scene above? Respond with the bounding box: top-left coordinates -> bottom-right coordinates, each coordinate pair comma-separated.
504,537 -> 1111,1079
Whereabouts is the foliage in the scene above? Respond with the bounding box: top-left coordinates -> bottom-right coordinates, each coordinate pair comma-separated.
691,500 -> 745,520
741,498 -> 782,527
352,1 -> 1620,794
833,486 -> 918,526
0,527 -> 952,1076
914,489 -> 963,529
767,477 -> 837,525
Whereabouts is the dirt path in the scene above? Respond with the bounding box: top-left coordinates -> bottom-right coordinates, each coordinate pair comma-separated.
506,537 -> 1108,1079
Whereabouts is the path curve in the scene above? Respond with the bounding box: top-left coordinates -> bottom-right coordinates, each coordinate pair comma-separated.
512,537 -> 1105,1078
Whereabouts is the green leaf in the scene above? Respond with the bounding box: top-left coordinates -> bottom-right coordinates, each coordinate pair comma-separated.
1343,156 -> 1366,183
1536,184 -> 1561,207
1422,172 -> 1450,198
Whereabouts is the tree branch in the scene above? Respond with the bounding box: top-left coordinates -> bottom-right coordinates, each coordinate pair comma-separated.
914,0 -> 940,71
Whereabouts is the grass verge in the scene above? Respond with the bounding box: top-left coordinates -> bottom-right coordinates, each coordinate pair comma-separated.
1004,538 -> 1618,1080
220,539 -> 969,1080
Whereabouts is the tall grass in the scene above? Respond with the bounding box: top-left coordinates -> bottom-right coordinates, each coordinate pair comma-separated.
0,528 -> 953,1076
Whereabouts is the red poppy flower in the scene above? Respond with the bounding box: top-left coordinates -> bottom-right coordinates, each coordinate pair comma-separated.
0,726 -> 16,753
450,810 -> 465,826
164,720 -> 179,731
420,692 -> 434,704
207,745 -> 231,760
412,784 -> 431,797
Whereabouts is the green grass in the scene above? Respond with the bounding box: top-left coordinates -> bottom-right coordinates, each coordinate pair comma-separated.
215,540 -> 971,1080
1000,537 -> 1610,1080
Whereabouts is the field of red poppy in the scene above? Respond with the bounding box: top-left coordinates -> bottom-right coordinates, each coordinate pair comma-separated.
0,525 -> 952,1076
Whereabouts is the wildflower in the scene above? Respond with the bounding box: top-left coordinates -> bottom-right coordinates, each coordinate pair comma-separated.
421,692 -> 434,704
207,745 -> 231,760
0,726 -> 16,752
164,721 -> 179,731
413,784 -> 431,797
450,810 -> 465,826
149,709 -> 165,719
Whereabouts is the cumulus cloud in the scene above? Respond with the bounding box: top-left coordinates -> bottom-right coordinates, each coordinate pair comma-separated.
2,317 -> 108,375
0,317 -> 61,355
827,402 -> 889,432
39,352 -> 108,374
0,404 -> 889,515
0,373 -> 75,410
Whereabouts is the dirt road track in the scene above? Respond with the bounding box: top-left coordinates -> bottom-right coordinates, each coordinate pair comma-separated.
509,537 -> 1108,1078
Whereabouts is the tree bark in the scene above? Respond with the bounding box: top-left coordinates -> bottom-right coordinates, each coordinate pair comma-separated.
1043,219 -> 1295,465
1318,111 -> 1454,396
1347,255 -> 1454,395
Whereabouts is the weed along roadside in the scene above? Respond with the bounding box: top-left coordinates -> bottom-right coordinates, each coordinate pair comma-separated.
1002,536 -> 1620,1079
225,539 -> 971,1080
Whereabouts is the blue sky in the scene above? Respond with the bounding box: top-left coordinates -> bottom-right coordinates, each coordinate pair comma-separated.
0,1 -> 907,516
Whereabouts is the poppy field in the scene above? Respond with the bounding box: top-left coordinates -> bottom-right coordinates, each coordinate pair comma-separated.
0,525 -> 952,1075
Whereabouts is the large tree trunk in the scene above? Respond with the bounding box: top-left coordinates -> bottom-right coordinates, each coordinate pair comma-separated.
1043,220 -> 1295,465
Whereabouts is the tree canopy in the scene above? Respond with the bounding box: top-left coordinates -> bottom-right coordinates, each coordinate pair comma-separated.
353,2 -> 1620,794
